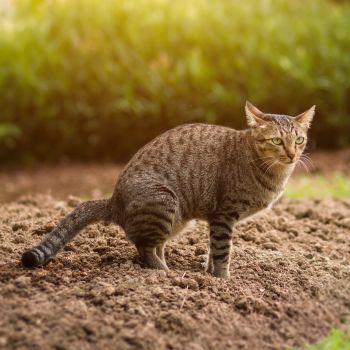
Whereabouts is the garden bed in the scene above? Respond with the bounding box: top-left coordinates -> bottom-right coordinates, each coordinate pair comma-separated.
1,195 -> 349,349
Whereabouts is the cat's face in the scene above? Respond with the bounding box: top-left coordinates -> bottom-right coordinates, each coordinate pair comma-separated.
245,102 -> 315,166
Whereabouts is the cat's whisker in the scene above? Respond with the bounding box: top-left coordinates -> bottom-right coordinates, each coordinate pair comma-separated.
263,160 -> 278,175
259,159 -> 276,172
300,154 -> 314,170
302,159 -> 314,170
297,159 -> 310,173
301,154 -> 314,165
302,160 -> 310,173
251,156 -> 274,161
250,156 -> 274,164
258,158 -> 274,166
250,157 -> 276,173
302,152 -> 313,161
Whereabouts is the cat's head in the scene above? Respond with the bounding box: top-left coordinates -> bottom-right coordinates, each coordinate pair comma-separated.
245,101 -> 315,166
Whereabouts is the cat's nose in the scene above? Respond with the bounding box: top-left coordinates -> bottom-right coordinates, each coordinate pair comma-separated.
286,151 -> 296,161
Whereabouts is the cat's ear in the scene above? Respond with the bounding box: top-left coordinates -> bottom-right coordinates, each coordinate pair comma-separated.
294,105 -> 316,129
245,101 -> 267,127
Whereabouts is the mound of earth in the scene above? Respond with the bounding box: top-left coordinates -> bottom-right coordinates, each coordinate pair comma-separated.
1,195 -> 350,350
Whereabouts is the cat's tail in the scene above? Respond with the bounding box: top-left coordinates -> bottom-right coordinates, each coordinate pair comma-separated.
21,198 -> 111,268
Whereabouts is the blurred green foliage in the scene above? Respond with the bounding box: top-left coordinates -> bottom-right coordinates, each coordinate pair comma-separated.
286,173 -> 350,198
288,329 -> 350,350
1,0 -> 350,163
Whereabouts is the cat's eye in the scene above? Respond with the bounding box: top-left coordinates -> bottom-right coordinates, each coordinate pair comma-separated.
295,136 -> 305,145
271,137 -> 282,145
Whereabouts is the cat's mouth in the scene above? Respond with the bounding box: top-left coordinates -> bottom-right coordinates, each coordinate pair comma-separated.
279,158 -> 297,165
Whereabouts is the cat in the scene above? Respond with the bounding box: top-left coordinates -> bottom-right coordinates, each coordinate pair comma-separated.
21,102 -> 315,278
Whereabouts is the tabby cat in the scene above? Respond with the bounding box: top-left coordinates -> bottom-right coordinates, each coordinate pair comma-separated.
21,102 -> 315,278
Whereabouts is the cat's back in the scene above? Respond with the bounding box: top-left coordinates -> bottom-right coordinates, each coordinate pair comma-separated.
122,123 -> 243,177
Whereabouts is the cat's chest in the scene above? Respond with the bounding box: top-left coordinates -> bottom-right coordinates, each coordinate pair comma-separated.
239,190 -> 283,221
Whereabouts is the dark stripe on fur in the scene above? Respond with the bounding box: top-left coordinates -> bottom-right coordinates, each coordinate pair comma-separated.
210,221 -> 232,232
211,232 -> 232,241
212,251 -> 229,260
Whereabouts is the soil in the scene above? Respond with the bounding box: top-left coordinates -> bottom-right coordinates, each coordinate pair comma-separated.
310,149 -> 350,175
0,163 -> 121,204
1,195 -> 350,350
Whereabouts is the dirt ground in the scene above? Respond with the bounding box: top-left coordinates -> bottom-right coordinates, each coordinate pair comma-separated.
0,150 -> 350,350
0,163 -> 121,205
0,194 -> 350,350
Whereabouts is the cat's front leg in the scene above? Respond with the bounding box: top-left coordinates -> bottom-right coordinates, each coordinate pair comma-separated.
207,211 -> 237,278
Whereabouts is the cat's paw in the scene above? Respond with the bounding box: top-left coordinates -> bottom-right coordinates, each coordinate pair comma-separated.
212,268 -> 230,279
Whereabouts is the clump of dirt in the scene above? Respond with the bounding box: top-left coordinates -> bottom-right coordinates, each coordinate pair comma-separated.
1,195 -> 350,350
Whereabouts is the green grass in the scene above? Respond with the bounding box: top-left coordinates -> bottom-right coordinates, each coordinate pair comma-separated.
285,173 -> 350,199
288,329 -> 350,350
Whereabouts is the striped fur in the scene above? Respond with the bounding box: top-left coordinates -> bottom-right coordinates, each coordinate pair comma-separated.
21,102 -> 314,278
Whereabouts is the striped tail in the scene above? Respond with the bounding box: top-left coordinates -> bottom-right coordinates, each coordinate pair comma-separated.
21,198 -> 111,268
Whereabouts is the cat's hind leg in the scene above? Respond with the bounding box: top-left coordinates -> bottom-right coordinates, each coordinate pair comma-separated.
138,245 -> 168,270
128,219 -> 172,270
124,187 -> 178,271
